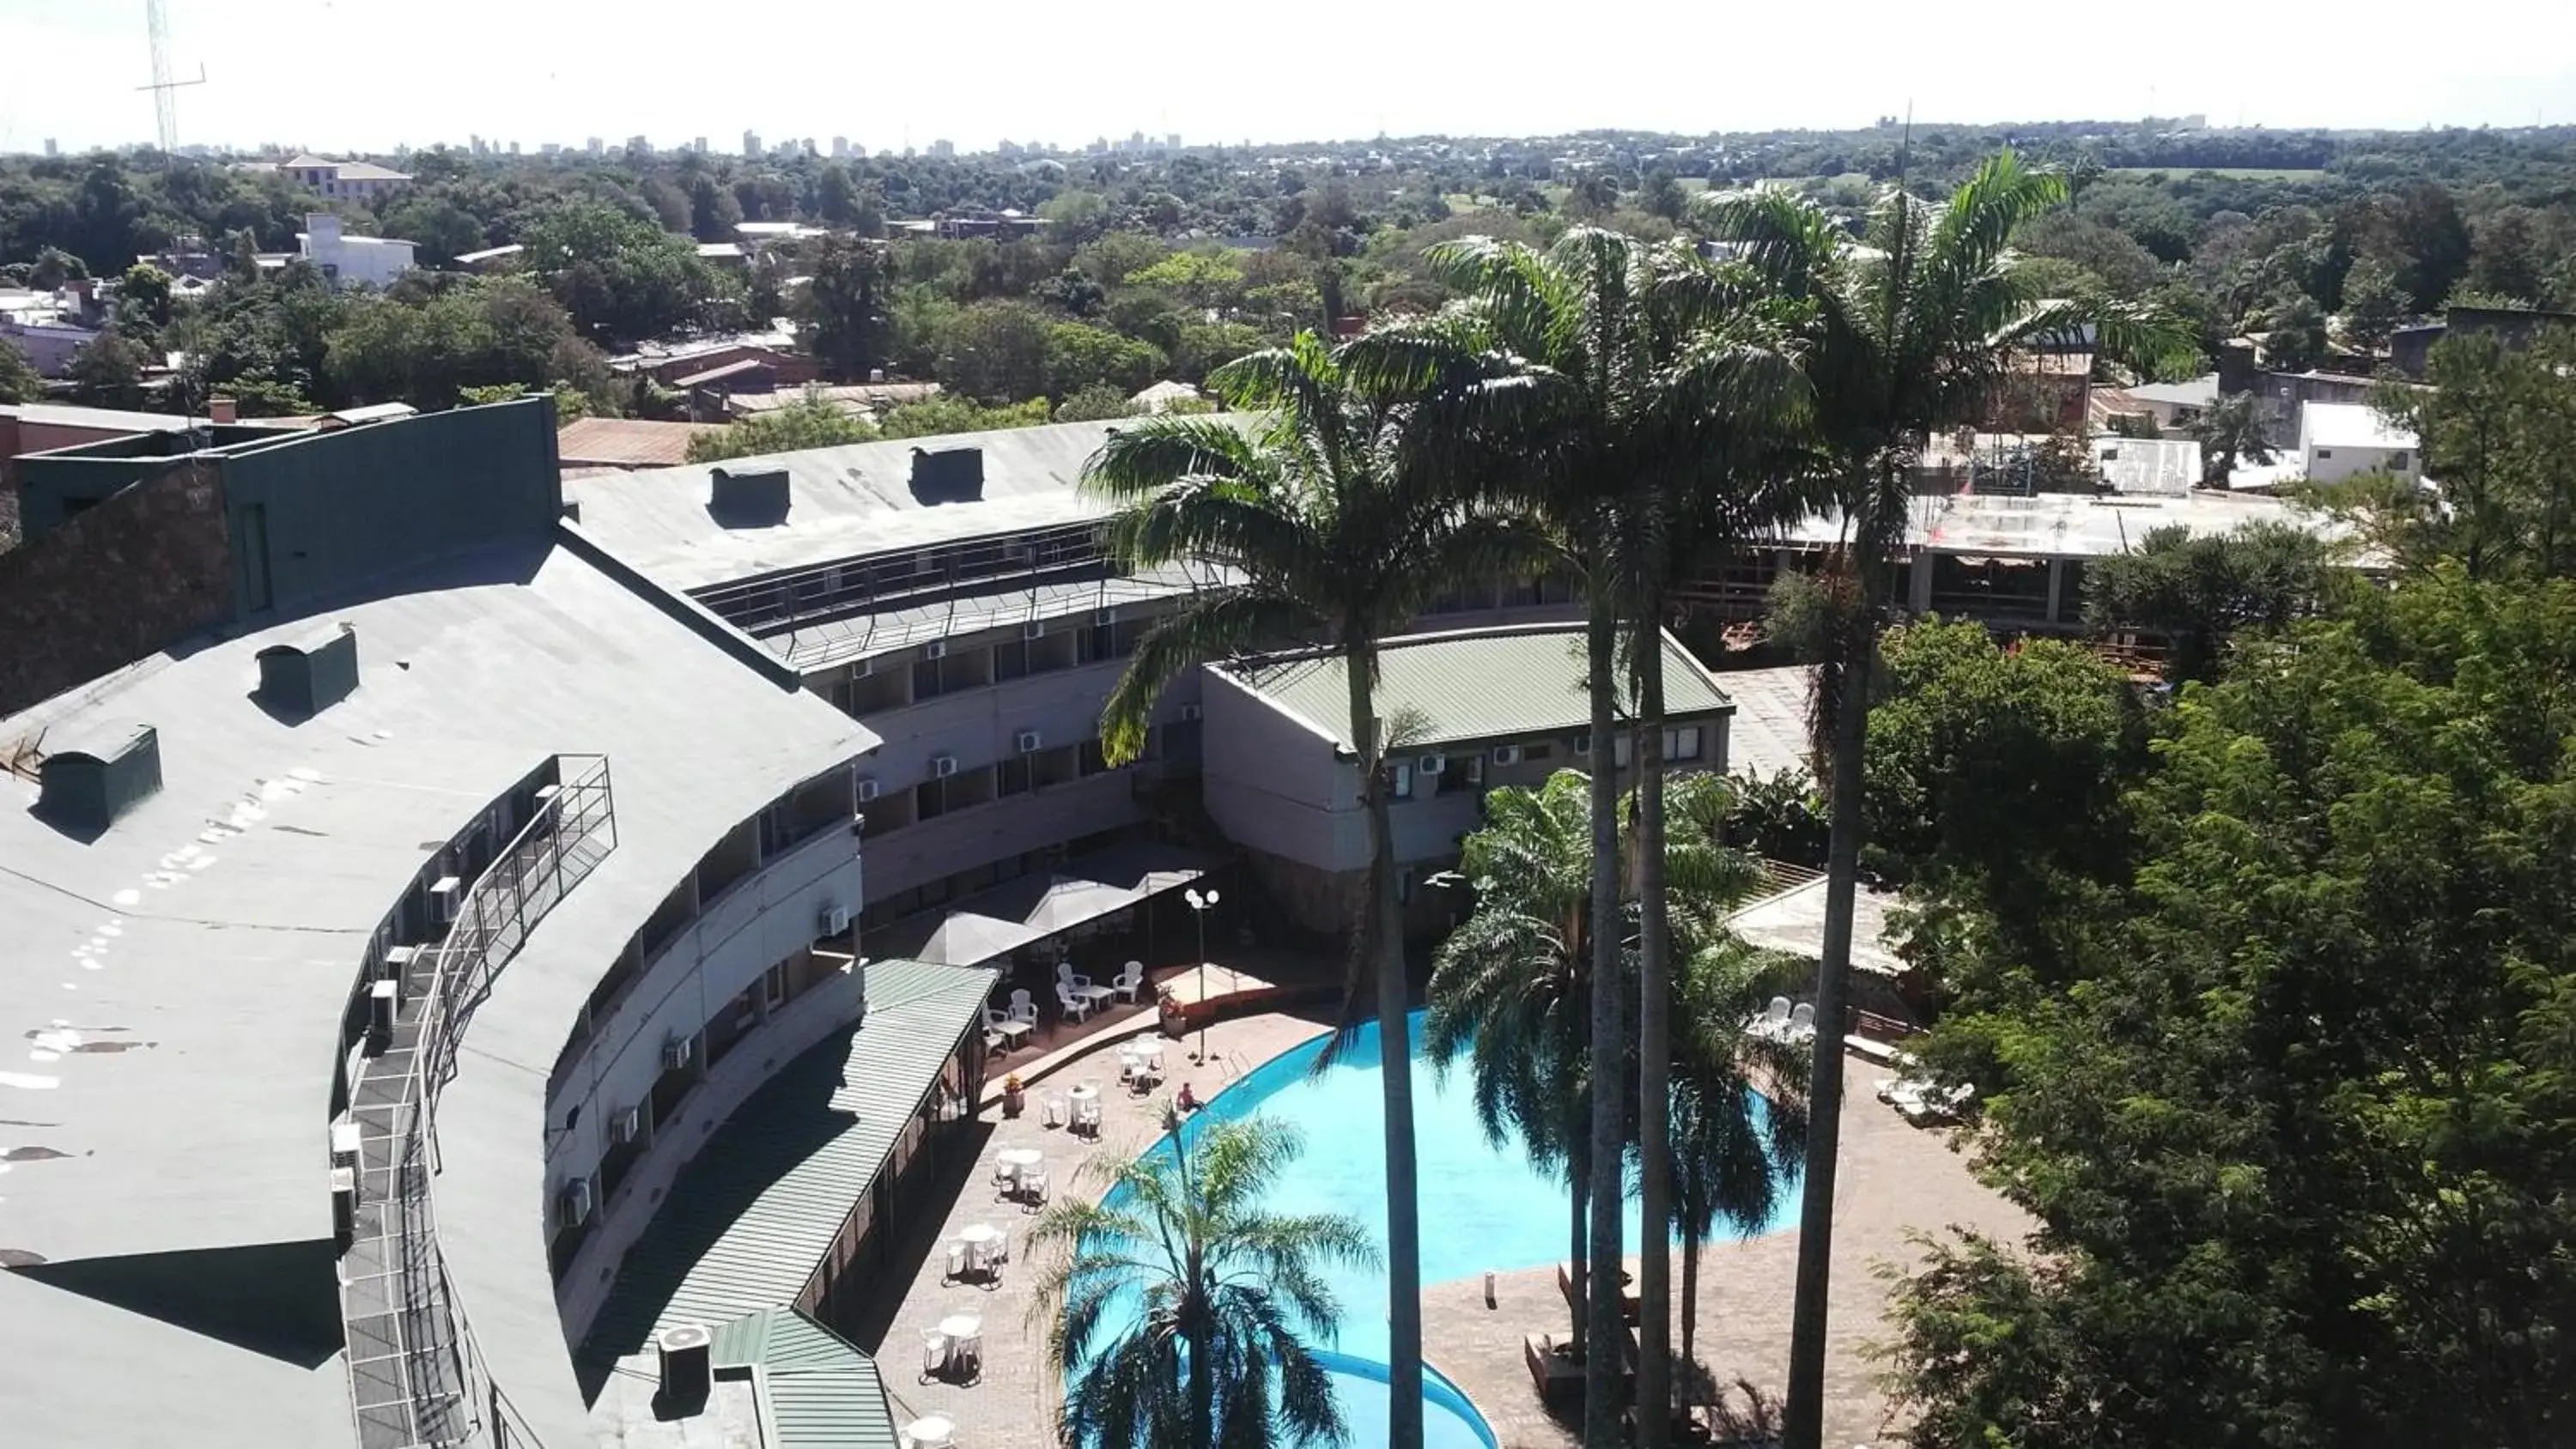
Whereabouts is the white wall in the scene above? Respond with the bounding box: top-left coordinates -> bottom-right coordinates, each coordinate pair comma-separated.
544,823 -> 860,1193
2302,441 -> 2416,484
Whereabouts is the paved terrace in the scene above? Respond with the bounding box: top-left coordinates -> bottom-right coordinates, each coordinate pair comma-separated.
855,990 -> 2029,1449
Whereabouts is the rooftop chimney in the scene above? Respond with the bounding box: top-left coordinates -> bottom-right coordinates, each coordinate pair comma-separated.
208,396 -> 237,424
908,445 -> 985,503
38,722 -> 163,834
708,464 -> 791,525
256,625 -> 360,719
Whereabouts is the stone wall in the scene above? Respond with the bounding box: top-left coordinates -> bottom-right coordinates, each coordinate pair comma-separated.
0,461 -> 233,718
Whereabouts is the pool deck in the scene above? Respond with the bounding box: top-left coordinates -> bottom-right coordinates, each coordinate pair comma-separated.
855,1009 -> 2029,1449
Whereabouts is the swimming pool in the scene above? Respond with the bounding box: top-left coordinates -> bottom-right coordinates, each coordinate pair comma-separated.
1091,1009 -> 1801,1448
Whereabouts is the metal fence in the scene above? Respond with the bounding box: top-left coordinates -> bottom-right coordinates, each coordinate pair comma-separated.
341,755 -> 617,1449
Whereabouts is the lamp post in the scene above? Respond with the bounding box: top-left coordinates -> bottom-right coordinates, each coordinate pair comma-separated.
1184,886 -> 1219,1064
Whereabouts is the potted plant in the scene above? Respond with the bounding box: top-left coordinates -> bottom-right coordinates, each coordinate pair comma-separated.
1001,1073 -> 1025,1118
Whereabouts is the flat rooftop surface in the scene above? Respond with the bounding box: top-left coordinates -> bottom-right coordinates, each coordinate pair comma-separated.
1789,487 -> 2338,560
1218,623 -> 1732,752
563,420 -> 1131,591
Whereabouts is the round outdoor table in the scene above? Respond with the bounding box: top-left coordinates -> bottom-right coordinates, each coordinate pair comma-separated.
957,1222 -> 1005,1248
903,1414 -> 957,1449
996,1147 -> 1043,1169
938,1312 -> 982,1341
1067,1083 -> 1100,1103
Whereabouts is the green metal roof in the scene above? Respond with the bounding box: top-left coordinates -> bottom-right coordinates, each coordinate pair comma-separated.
578,959 -> 997,1361
710,1308 -> 901,1449
1221,624 -> 1734,750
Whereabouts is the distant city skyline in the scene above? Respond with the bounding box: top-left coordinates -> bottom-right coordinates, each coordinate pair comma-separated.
5,0 -> 2574,156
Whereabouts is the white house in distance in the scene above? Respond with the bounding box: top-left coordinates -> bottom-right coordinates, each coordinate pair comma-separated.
240,154 -> 413,201
2300,401 -> 2421,483
298,214 -> 415,289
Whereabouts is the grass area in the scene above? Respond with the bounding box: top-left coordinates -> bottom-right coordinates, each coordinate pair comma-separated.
2106,166 -> 2330,180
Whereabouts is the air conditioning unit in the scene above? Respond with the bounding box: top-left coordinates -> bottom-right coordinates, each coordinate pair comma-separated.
853,655 -> 873,678
1023,620 -> 1045,640
661,1035 -> 695,1072
1417,753 -> 1448,778
931,755 -> 958,779
1572,732 -> 1593,756
821,903 -> 851,937
428,875 -> 462,924
1016,730 -> 1042,753
562,1179 -> 594,1227
923,640 -> 948,660
1179,704 -> 1204,722
1093,607 -> 1117,626
611,1106 -> 642,1145
1492,744 -> 1522,767
856,778 -> 879,803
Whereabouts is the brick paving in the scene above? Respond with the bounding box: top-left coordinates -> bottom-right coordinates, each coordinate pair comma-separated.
857,1009 -> 2027,1449
862,1007 -> 1336,1448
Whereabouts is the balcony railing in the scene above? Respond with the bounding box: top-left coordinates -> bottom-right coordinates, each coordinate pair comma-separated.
339,755 -> 617,1449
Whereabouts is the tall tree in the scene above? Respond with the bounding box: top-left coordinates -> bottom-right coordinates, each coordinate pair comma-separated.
68,328 -> 151,409
1030,1115 -> 1377,1449
0,332 -> 42,404
2187,391 -> 2275,486
1087,334 -> 1546,1449
2081,521 -> 2331,682
1391,227 -> 1810,1444
1701,149 -> 2181,1449
795,233 -> 889,379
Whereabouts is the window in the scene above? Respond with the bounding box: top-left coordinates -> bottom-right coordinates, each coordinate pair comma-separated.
1613,733 -> 1634,769
2389,452 -> 2409,470
2314,448 -> 2333,459
1079,738 -> 1110,776
763,961 -> 789,1009
1665,725 -> 1704,762
997,756 -> 1033,796
1388,762 -> 1414,800
993,640 -> 1030,681
1525,743 -> 1554,761
914,778 -> 950,821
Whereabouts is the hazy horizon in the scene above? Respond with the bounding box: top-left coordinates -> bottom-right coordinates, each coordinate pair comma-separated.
5,0 -> 2575,156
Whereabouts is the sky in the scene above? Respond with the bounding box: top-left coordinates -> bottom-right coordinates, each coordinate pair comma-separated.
5,0 -> 2575,156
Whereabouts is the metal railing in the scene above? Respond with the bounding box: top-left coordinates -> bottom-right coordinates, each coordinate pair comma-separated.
341,755 -> 617,1449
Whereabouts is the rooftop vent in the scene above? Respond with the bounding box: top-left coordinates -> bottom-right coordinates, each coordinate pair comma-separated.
38,721 -> 162,835
909,445 -> 985,503
656,1323 -> 713,1408
255,625 -> 359,720
708,464 -> 792,526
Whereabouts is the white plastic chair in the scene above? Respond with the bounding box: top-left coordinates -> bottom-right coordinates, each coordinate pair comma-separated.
1018,1164 -> 1050,1205
919,1330 -> 950,1381
946,1313 -> 983,1373
1041,1092 -> 1067,1128
1056,961 -> 1094,995
992,1158 -> 1019,1197
1057,982 -> 1095,1022
1784,1002 -> 1816,1043
1114,961 -> 1146,1003
1074,1098 -> 1103,1136
1749,997 -> 1790,1039
944,1241 -> 969,1281
1008,988 -> 1038,1023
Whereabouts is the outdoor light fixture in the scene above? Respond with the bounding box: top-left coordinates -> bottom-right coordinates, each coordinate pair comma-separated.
1184,887 -> 1219,1064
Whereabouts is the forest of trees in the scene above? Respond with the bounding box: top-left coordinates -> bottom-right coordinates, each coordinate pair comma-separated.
7,122 -> 2576,423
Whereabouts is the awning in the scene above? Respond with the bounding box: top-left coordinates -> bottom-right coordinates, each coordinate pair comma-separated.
868,841 -> 1214,967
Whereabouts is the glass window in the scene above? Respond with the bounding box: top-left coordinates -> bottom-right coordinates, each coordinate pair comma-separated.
998,757 -> 1033,796
1665,725 -> 1703,761
993,640 -> 1030,681
1613,733 -> 1633,768
914,779 -> 948,821
1389,762 -> 1413,799
1079,738 -> 1110,776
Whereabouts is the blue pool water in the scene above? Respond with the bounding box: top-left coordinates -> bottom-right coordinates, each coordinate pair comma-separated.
1091,1010 -> 1801,1448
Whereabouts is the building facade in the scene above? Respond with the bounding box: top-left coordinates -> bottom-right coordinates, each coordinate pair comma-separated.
299,213 -> 416,289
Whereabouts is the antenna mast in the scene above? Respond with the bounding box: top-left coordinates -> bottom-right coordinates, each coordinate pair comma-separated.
138,0 -> 207,152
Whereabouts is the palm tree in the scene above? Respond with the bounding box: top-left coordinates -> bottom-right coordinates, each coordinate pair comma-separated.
1389,227 -> 1812,1445
1422,770 -> 1601,1356
1086,333 -> 1547,1449
1030,1114 -> 1378,1449
1699,149 -> 2186,1449
2189,391 -> 2276,485
1665,921 -> 1811,1373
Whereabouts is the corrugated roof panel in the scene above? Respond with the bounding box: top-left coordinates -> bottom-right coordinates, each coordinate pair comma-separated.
766,1367 -> 899,1449
578,961 -> 997,1360
1220,624 -> 1733,750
